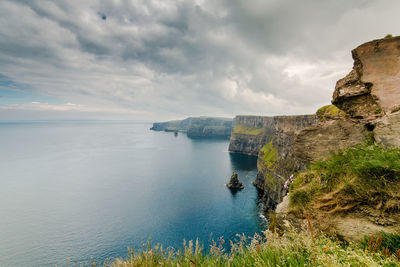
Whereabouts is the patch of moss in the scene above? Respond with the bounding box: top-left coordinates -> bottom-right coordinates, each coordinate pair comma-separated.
233,124 -> 264,135
316,104 -> 346,120
260,141 -> 278,169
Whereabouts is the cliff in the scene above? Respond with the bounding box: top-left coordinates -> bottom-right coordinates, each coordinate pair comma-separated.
296,36 -> 400,166
229,36 -> 400,213
228,115 -> 317,156
150,116 -> 233,137
186,117 -> 232,137
150,117 -> 192,132
237,36 -> 400,242
228,115 -> 319,210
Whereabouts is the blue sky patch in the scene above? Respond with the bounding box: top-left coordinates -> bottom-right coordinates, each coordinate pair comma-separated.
0,74 -> 63,105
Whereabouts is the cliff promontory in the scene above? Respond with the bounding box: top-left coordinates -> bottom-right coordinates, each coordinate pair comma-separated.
151,116 -> 233,138
232,36 -> 400,242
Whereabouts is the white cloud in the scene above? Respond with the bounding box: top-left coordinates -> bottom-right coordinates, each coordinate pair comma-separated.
1,0 -> 399,120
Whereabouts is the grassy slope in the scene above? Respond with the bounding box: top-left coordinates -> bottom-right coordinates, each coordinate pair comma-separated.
232,124 -> 264,135
290,143 -> 400,214
111,230 -> 400,266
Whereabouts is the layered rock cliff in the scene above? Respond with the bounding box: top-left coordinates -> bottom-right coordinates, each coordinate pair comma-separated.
228,115 -> 319,210
186,117 -> 232,137
229,36 -> 400,217
150,116 -> 233,138
296,36 -> 400,166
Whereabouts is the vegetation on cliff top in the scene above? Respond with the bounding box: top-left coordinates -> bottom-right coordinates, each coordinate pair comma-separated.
316,104 -> 347,121
232,124 -> 264,135
290,142 -> 400,214
109,230 -> 400,266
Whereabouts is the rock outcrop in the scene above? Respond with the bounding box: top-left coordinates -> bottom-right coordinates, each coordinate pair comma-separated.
332,36 -> 400,118
226,172 -> 244,190
150,117 -> 233,138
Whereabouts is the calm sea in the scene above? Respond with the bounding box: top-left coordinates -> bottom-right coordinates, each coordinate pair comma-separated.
0,121 -> 264,266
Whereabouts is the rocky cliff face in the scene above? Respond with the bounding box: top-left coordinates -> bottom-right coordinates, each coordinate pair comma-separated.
295,36 -> 400,165
187,117 -> 232,137
150,117 -> 192,132
332,36 -> 400,118
228,115 -> 318,156
228,115 -> 318,210
150,117 -> 233,137
229,36 -> 400,215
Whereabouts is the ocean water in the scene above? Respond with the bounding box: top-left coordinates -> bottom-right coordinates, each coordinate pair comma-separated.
0,121 -> 265,266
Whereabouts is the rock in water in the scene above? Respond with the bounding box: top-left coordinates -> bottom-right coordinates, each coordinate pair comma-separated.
226,171 -> 244,190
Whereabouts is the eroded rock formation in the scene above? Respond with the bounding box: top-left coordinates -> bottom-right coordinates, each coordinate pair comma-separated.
226,172 -> 244,190
228,36 -> 400,218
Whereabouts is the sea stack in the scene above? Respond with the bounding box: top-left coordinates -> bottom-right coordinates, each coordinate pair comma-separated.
226,171 -> 244,190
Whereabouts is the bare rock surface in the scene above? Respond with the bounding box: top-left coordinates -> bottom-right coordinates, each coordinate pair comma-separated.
332,36 -> 400,118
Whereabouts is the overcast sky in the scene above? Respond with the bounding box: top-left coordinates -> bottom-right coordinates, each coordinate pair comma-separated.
0,0 -> 399,121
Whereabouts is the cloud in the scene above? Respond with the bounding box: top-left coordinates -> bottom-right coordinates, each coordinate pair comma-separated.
1,0 -> 399,120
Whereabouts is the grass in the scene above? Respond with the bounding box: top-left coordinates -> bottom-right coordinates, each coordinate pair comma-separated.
316,105 -> 346,121
289,142 -> 400,214
232,124 -> 264,135
108,230 -> 400,266
362,232 -> 400,256
260,141 -> 278,169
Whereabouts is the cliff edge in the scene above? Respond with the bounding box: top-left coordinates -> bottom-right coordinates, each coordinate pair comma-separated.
229,36 -> 400,241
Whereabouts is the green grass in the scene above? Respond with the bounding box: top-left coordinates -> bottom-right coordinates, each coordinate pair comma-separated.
109,230 -> 400,266
232,124 -> 264,135
290,143 -> 400,213
316,105 -> 346,120
260,141 -> 278,169
361,231 -> 400,256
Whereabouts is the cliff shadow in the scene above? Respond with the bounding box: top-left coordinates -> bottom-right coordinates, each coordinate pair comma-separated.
229,153 -> 258,171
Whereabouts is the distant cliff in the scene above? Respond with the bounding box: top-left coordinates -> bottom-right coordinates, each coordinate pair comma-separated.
150,117 -> 233,137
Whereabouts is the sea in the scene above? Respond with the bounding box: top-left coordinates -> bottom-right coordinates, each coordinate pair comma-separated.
0,121 -> 265,266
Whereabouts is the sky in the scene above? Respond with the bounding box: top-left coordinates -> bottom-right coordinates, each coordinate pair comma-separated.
0,0 -> 399,121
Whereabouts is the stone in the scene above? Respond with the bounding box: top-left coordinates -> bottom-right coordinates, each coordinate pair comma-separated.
332,36 -> 400,119
294,119 -> 368,165
226,171 -> 244,190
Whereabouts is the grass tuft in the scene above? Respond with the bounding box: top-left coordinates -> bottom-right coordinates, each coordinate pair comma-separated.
290,143 -> 400,213
110,230 -> 400,266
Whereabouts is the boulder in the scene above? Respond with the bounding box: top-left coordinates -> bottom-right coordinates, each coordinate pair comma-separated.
226,171 -> 244,190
